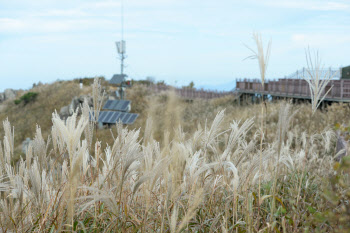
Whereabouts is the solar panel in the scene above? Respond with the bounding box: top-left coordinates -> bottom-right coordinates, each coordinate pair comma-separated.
109,74 -> 127,85
105,111 -> 114,123
99,112 -> 106,122
97,111 -> 138,125
103,100 -> 131,112
104,100 -> 113,109
127,114 -> 137,124
123,113 -> 132,124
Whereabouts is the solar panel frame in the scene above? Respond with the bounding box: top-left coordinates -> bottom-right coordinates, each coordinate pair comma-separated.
127,114 -> 138,124
123,113 -> 132,124
97,111 -> 138,125
104,100 -> 113,109
108,112 -> 117,124
118,112 -> 126,122
122,101 -> 129,111
103,100 -> 131,112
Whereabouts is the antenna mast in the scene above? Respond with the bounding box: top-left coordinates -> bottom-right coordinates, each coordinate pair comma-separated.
116,0 -> 126,75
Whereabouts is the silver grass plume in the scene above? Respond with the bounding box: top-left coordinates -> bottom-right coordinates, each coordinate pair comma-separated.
202,110 -> 225,157
0,140 -> 4,176
276,102 -> 297,146
221,118 -> 254,161
303,48 -> 337,115
82,97 -> 94,149
91,77 -> 105,123
143,117 -> 154,145
52,111 -> 88,166
245,32 -> 271,87
32,125 -> 50,171
3,118 -> 14,157
51,114 -> 65,155
170,204 -> 178,233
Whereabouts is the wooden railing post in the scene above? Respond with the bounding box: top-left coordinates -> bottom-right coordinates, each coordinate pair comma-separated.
341,79 -> 344,99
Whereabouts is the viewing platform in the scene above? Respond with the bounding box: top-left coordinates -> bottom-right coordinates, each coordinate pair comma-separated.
236,67 -> 350,104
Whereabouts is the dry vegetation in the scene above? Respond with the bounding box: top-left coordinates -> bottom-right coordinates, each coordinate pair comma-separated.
1,37 -> 350,231
0,77 -> 350,232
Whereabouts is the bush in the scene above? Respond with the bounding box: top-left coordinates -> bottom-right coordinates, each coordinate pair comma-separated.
14,92 -> 38,105
311,156 -> 350,231
75,77 -> 105,86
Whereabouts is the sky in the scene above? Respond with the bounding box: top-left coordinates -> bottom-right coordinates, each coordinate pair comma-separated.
0,0 -> 350,92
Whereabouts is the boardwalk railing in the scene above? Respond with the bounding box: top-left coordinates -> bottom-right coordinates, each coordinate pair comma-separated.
146,84 -> 233,100
284,67 -> 342,80
236,78 -> 350,101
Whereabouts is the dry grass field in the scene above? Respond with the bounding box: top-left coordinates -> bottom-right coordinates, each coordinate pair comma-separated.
0,76 -> 350,232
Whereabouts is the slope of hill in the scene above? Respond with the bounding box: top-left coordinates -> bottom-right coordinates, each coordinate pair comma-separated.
0,81 -> 92,156
1,78 -> 350,231
1,79 -> 350,159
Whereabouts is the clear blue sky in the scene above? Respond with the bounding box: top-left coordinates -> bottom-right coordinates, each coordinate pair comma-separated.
1,0 -> 350,91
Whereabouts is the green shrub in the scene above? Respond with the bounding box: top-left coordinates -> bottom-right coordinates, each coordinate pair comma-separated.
312,156 -> 350,232
14,92 -> 38,105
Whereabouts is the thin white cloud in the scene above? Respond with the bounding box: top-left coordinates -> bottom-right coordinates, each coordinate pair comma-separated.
31,9 -> 89,17
0,18 -> 24,32
0,17 -> 116,33
263,0 -> 350,11
82,0 -> 183,9
291,33 -> 350,48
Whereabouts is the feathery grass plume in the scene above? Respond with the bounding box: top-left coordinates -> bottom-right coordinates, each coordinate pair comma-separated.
164,90 -> 182,143
3,118 -> 14,162
0,140 -> 4,176
143,117 -> 154,145
275,102 -> 297,146
303,47 -> 337,115
221,118 -> 254,161
202,109 -> 225,159
271,102 -> 297,220
26,143 -> 33,169
170,204 -> 178,233
0,176 -> 10,192
51,115 -> 65,156
245,33 -> 271,215
32,125 -> 50,172
82,97 -> 94,149
245,32 -> 271,87
91,77 -> 105,123
52,111 -> 88,166
67,140 -> 86,226
321,129 -> 336,153
3,136 -> 12,165
176,188 -> 204,232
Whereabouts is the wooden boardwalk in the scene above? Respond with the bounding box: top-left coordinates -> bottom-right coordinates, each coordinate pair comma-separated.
236,78 -> 350,103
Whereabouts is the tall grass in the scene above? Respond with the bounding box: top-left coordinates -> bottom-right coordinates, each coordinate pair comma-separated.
245,32 -> 272,225
303,47 -> 337,115
0,75 -> 346,231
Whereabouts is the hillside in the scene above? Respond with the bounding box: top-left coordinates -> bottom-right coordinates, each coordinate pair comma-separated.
0,80 -> 345,155
1,79 -> 350,160
1,78 -> 350,231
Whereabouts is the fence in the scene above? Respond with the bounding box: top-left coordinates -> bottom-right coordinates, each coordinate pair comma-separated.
146,85 -> 233,100
236,78 -> 350,100
284,67 -> 341,80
